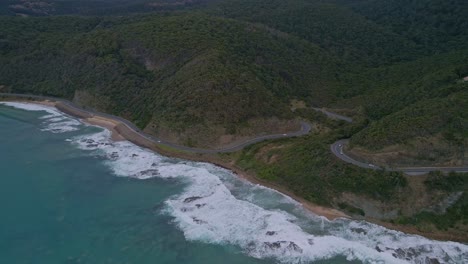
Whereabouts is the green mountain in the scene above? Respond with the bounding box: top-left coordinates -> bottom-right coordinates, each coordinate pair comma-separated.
1,0 -> 467,238
1,0 -> 214,16
0,13 -> 341,148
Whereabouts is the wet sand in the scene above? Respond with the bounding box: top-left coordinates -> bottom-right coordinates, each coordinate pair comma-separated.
5,99 -> 467,241
3,99 -> 348,220
84,116 -> 125,141
81,113 -> 349,220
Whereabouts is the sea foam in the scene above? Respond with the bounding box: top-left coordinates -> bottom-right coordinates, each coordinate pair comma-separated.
3,102 -> 467,264
70,129 -> 468,264
0,102 -> 81,133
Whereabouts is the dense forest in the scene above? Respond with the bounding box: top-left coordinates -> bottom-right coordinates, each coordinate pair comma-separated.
0,13 -> 341,146
1,0 -> 467,236
1,0 -> 216,16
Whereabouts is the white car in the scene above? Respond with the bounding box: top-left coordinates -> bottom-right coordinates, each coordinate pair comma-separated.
368,164 -> 376,167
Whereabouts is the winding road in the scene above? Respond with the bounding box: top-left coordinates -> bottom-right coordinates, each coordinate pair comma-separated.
0,93 -> 312,154
3,92 -> 467,173
331,140 -> 468,174
312,107 -> 353,123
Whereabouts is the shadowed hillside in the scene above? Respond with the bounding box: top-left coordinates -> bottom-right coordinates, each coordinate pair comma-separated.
0,14 -> 341,148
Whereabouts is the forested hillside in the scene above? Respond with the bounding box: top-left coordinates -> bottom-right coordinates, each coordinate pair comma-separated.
1,0 -> 467,155
210,0 -> 420,66
1,0 -> 214,16
1,0 -> 468,237
0,13 -> 341,147
344,0 -> 468,56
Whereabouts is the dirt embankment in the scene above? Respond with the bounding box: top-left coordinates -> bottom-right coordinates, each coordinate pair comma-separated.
96,118 -> 349,220
55,102 -> 92,119
44,99 -> 346,220
5,99 -> 466,242
347,134 -> 467,168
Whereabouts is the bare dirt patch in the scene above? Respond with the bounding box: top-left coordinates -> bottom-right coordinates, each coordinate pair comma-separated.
290,99 -> 307,111
348,135 -> 467,167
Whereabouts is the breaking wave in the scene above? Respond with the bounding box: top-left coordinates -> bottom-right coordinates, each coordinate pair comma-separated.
71,129 -> 468,264
3,102 -> 467,263
0,102 -> 81,133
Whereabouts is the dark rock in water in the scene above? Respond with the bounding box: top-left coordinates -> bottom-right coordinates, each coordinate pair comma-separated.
184,196 -> 203,203
195,203 -> 206,209
264,242 -> 283,250
406,248 -> 417,258
351,227 -> 367,235
266,231 -> 277,236
375,246 -> 383,252
425,257 -> 441,264
245,241 -> 257,254
181,207 -> 193,212
132,154 -> 138,157
287,242 -> 303,253
139,169 -> 159,177
392,248 -> 406,259
85,139 -> 94,144
110,152 -> 119,159
151,163 -> 157,167
192,217 -> 207,224
87,144 -> 98,148
307,239 -> 314,245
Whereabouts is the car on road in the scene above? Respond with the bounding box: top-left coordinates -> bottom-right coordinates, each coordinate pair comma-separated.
368,164 -> 375,167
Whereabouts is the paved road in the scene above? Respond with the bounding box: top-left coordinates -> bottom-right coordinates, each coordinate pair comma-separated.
0,93 -> 312,154
331,140 -> 468,174
312,107 -> 353,123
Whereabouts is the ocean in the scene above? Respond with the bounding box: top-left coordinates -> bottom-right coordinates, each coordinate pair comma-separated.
0,102 -> 466,264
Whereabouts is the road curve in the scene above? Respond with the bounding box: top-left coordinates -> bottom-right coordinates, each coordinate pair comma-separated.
331,140 -> 468,174
312,107 -> 353,123
0,93 -> 312,154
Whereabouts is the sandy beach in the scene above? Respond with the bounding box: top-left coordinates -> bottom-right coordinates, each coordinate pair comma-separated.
78,107 -> 349,220
2,98 -> 348,220
4,98 -> 468,242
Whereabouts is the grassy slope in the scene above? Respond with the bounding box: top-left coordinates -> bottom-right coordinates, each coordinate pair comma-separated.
395,172 -> 468,234
338,51 -> 468,165
1,0 -> 467,235
203,0 -> 468,234
234,133 -> 408,206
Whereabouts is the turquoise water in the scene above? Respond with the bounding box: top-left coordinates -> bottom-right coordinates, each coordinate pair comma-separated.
0,105 -> 267,264
0,102 -> 467,264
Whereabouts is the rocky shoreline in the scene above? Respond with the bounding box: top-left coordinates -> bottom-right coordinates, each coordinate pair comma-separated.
2,98 -> 467,243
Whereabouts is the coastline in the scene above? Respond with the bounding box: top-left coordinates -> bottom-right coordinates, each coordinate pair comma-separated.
79,108 -> 350,221
1,99 -> 348,221
3,99 -> 467,242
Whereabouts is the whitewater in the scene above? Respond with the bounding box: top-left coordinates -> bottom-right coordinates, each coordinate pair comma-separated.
2,101 -> 467,264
